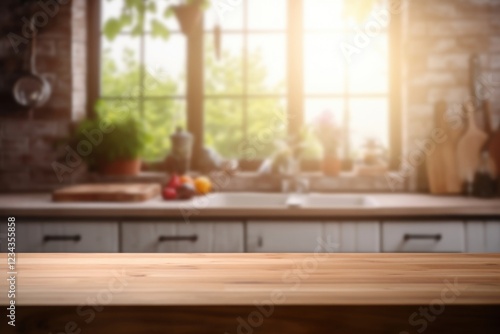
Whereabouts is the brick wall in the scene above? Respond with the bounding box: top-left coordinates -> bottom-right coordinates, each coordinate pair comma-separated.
0,0 -> 86,191
403,0 -> 500,190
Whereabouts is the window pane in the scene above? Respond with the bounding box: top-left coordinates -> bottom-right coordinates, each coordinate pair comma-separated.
349,98 -> 388,158
348,36 -> 388,94
304,33 -> 345,94
304,0 -> 344,31
205,0 -> 244,30
101,35 -> 140,97
204,99 -> 243,158
143,99 -> 186,161
246,98 -> 287,159
205,34 -> 243,95
248,0 -> 287,30
96,99 -> 139,121
101,0 -> 133,33
247,35 -> 286,95
144,34 -> 186,96
145,0 -> 182,32
305,98 -> 344,126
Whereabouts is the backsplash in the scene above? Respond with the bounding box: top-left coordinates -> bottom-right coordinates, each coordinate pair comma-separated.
85,172 -> 405,193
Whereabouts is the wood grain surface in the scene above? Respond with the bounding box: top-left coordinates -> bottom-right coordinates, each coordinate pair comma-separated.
1,253 -> 499,306
457,102 -> 488,183
2,305 -> 499,334
52,183 -> 160,202
426,101 -> 462,194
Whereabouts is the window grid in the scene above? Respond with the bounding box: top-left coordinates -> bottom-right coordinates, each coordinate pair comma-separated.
99,0 -> 390,165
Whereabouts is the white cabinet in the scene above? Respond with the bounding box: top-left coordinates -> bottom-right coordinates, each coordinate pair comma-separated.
121,221 -> 244,252
247,221 -> 324,252
324,222 -> 380,252
0,221 -> 119,252
382,221 -> 465,253
246,221 -> 380,253
465,221 -> 500,252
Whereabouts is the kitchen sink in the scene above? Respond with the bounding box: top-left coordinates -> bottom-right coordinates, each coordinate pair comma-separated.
298,194 -> 378,208
207,193 -> 377,209
208,193 -> 290,208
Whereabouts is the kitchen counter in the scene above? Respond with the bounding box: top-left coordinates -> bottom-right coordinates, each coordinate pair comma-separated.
1,192 -> 500,218
1,253 -> 499,333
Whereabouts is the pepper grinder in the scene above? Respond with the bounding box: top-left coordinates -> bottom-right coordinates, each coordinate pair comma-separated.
472,151 -> 497,198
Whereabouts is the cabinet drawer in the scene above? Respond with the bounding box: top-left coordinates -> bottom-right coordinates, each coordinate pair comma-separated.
247,221 -> 324,252
382,222 -> 465,253
1,221 -> 119,253
324,222 -> 380,252
466,221 -> 500,252
122,221 -> 244,253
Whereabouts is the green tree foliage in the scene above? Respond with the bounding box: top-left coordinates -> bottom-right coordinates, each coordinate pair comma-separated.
100,39 -> 287,162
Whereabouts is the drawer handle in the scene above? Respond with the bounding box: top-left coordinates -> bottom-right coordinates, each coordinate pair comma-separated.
158,235 -> 198,243
43,235 -> 81,242
404,234 -> 442,242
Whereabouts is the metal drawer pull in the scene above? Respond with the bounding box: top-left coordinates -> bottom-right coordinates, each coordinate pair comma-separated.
43,235 -> 81,242
158,235 -> 198,242
404,234 -> 442,241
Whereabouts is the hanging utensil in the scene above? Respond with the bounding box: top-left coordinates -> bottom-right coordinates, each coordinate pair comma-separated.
12,16 -> 52,108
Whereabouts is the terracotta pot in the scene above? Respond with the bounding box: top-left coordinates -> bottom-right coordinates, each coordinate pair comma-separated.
99,159 -> 141,176
323,154 -> 341,176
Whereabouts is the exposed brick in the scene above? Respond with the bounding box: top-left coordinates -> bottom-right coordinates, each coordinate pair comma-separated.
411,72 -> 456,86
0,137 -> 30,152
430,20 -> 490,36
491,37 -> 500,52
432,38 -> 459,53
427,54 -> 470,70
489,54 -> 500,69
0,150 -> 31,170
0,170 -> 30,188
35,38 -> 57,56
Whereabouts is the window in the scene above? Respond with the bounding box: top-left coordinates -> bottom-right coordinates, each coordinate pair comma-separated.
203,0 -> 287,161
303,0 -> 390,163
95,0 -> 397,168
99,0 -> 187,161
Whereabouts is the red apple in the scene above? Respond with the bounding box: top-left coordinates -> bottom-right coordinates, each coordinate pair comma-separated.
167,174 -> 182,189
162,187 -> 177,200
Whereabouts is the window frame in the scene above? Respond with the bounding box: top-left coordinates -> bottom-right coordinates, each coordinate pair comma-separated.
88,0 -> 402,172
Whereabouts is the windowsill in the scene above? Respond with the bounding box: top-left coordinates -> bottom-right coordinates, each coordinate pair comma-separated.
86,170 -> 405,192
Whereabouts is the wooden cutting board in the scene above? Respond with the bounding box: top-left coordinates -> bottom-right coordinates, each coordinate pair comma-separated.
456,102 -> 488,184
52,183 -> 161,202
426,101 -> 462,194
485,101 -> 500,178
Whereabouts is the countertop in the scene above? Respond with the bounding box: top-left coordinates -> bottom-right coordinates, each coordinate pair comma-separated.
1,193 -> 500,218
1,253 -> 499,306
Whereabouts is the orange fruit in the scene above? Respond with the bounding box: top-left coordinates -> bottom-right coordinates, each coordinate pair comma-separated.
180,175 -> 194,186
194,176 -> 212,195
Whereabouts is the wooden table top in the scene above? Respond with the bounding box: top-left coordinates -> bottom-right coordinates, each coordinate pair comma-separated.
1,253 -> 500,306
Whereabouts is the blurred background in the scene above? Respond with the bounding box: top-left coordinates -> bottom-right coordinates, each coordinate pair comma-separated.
0,0 -> 499,193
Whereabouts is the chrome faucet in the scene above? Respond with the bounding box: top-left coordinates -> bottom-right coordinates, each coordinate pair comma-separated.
279,158 -> 309,193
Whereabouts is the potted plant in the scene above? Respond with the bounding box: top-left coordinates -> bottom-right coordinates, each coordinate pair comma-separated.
313,110 -> 342,176
71,115 -> 149,176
